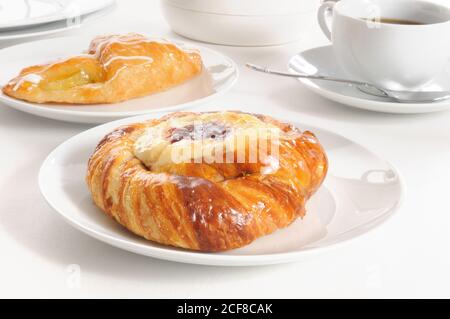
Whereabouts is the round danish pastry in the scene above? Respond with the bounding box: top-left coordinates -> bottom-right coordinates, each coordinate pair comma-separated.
86,111 -> 328,251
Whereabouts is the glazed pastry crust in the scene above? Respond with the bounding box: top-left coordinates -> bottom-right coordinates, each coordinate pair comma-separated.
2,34 -> 203,104
86,111 -> 328,251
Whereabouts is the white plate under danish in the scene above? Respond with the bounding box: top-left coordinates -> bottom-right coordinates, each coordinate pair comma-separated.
289,45 -> 450,114
0,36 -> 238,124
39,112 -> 404,266
0,0 -> 115,30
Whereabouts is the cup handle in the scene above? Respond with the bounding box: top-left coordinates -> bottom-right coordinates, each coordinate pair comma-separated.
318,1 -> 336,41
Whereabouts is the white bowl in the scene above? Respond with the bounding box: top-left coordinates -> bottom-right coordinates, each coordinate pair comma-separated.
164,0 -> 319,15
161,0 -> 320,46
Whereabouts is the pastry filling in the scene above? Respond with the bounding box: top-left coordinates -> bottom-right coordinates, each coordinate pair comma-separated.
134,112 -> 283,171
15,57 -> 106,92
166,121 -> 230,144
41,70 -> 96,91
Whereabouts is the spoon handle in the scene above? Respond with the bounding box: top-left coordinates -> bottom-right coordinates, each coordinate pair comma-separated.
246,63 -> 450,103
246,63 -> 369,87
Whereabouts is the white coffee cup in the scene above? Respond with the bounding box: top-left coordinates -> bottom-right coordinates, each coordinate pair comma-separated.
318,0 -> 450,90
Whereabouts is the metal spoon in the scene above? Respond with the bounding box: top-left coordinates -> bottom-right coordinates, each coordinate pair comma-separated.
246,63 -> 450,103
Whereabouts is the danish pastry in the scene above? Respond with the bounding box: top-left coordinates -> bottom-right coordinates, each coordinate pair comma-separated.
86,111 -> 328,251
2,34 -> 203,104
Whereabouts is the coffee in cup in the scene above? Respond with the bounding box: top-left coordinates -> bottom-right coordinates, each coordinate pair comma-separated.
318,0 -> 450,90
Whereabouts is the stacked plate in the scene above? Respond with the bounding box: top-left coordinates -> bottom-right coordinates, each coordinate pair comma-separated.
0,0 -> 116,42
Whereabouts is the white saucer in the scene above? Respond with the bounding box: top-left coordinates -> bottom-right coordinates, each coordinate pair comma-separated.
39,112 -> 404,266
0,36 -> 238,124
288,45 -> 450,114
0,2 -> 115,41
0,0 -> 115,31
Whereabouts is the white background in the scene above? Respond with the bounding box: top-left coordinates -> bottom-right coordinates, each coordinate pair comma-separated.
0,0 -> 449,298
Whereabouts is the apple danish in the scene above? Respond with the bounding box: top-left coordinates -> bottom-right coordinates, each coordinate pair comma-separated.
2,34 -> 203,104
86,111 -> 328,251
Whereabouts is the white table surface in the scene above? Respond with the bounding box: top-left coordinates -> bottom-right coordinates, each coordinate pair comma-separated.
1,0 -> 449,299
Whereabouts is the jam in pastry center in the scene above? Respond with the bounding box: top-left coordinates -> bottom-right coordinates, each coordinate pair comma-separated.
167,122 -> 230,144
133,112 -> 283,171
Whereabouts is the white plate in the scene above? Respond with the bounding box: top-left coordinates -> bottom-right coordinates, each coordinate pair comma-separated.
0,0 -> 115,30
39,112 -> 405,266
289,45 -> 450,114
0,2 -> 115,41
0,36 -> 238,124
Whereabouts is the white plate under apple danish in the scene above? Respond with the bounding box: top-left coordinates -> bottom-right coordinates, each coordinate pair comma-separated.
0,34 -> 238,123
